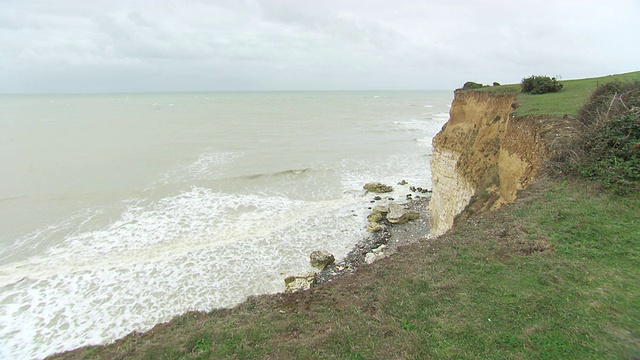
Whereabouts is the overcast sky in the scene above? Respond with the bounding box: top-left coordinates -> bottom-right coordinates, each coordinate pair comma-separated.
1,0 -> 638,93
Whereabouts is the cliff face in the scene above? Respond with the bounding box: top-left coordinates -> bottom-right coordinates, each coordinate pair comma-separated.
430,91 -> 547,237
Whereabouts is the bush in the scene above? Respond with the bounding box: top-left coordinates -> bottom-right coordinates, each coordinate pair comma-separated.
461,81 -> 485,90
573,80 -> 640,194
521,75 -> 563,94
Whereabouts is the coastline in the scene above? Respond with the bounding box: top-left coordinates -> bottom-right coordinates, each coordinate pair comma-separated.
47,71 -> 640,359
316,195 -> 430,284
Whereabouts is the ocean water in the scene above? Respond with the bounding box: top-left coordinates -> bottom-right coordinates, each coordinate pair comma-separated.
0,91 -> 452,359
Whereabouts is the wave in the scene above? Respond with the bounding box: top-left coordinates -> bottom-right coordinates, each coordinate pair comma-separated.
240,168 -> 314,180
0,195 -> 26,203
152,151 -> 245,188
0,186 -> 367,359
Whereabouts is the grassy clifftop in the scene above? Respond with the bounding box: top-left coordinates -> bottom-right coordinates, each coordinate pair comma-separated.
479,71 -> 640,116
51,73 -> 640,359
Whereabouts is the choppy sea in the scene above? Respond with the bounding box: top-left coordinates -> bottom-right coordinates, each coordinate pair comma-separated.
0,91 -> 451,359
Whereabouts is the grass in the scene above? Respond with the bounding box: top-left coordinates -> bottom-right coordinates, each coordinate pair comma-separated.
51,181 -> 640,360
477,71 -> 640,116
50,72 -> 640,359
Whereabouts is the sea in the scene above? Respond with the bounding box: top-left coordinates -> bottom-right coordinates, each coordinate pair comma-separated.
0,91 -> 452,359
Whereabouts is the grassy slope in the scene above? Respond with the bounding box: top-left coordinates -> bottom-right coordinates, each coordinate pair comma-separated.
52,73 -> 640,359
484,71 -> 640,116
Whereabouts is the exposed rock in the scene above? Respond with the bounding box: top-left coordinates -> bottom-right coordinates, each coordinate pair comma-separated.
363,182 -> 393,193
387,203 -> 420,224
315,197 -> 430,284
372,205 -> 389,214
367,222 -> 384,233
365,251 -> 386,264
373,196 -> 382,201
397,180 -> 408,185
310,251 -> 335,269
413,187 -> 432,194
367,212 -> 385,223
367,205 -> 389,224
284,273 -> 317,293
430,90 -> 546,237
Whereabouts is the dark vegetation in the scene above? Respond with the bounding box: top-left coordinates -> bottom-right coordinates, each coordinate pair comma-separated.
571,81 -> 640,193
459,81 -> 501,90
521,75 -> 563,94
460,81 -> 486,90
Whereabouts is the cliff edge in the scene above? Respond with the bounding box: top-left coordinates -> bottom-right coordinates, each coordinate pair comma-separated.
430,90 -> 547,237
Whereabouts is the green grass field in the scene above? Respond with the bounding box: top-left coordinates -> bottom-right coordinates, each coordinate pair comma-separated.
482,71 -> 640,116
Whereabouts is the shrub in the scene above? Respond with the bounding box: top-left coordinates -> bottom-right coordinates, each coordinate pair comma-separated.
573,80 -> 640,194
521,75 -> 563,94
577,80 -> 636,124
493,82 -> 500,86
461,81 -> 485,90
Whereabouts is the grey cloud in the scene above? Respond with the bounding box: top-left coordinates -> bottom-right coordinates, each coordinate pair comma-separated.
1,0 -> 639,93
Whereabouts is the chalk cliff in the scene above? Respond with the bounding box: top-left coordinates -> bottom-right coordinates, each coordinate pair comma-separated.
429,90 -> 547,237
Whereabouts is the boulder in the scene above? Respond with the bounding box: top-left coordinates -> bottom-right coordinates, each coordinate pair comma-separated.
284,273 -> 317,293
363,182 -> 393,193
367,211 -> 385,223
367,221 -> 384,233
365,244 -> 388,264
387,203 -> 420,224
373,244 -> 387,253
397,180 -> 408,185
365,251 -> 386,264
372,205 -> 389,214
310,250 -> 335,269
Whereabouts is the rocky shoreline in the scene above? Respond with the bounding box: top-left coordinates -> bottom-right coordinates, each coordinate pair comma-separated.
317,195 -> 431,283
285,182 -> 432,292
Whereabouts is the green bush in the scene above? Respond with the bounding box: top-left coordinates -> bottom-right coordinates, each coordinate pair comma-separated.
521,75 -> 563,94
461,81 -> 485,90
573,80 -> 640,193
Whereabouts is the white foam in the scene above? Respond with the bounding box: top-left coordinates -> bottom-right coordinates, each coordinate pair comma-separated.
0,188 -> 367,359
152,151 -> 244,188
0,207 -> 105,267
0,91 -> 456,359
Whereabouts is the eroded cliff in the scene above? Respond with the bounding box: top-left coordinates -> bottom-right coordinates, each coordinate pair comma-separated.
430,90 -> 547,237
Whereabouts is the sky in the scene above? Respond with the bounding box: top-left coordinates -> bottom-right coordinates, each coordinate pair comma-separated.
1,0 -> 639,93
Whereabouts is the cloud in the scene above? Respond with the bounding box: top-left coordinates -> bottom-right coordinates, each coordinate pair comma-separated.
1,0 -> 639,93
